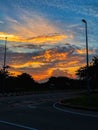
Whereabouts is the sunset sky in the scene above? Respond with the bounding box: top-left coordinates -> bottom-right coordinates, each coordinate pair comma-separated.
0,0 -> 98,82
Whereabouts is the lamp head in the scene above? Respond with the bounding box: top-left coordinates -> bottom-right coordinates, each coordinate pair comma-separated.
82,19 -> 87,23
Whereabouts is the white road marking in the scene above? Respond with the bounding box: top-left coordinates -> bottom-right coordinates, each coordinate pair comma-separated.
53,103 -> 98,118
0,120 -> 38,130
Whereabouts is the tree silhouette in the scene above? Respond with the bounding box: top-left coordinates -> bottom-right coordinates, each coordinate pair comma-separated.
76,56 -> 98,89
0,70 -> 37,93
0,69 -> 10,93
15,73 -> 36,91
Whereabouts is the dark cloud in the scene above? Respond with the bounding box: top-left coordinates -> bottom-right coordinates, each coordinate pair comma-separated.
11,43 -> 42,49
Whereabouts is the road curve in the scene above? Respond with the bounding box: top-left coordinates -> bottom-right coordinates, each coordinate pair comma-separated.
0,92 -> 98,130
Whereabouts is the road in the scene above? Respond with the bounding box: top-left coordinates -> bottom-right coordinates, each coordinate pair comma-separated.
0,91 -> 98,130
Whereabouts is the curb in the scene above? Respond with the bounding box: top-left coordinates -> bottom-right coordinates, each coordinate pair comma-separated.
58,101 -> 98,112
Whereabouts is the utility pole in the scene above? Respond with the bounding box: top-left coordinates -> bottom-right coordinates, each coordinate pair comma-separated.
3,37 -> 7,72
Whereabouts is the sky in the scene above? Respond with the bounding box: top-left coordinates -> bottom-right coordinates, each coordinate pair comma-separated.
0,0 -> 98,82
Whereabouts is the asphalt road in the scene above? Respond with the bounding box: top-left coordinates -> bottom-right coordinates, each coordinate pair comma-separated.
0,91 -> 98,130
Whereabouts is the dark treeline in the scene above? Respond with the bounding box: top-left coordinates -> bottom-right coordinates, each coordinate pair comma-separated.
0,56 -> 98,93
0,71 -> 37,93
0,70 -> 81,93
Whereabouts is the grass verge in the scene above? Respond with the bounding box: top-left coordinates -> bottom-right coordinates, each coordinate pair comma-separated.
61,93 -> 98,110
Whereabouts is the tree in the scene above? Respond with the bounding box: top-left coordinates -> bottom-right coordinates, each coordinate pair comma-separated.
16,73 -> 35,91
0,69 -> 10,93
76,56 -> 98,89
76,66 -> 87,80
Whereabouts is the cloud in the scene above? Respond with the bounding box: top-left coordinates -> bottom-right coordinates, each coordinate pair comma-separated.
0,9 -> 73,44
27,33 -> 71,44
75,48 -> 96,55
11,61 -> 45,69
3,44 -> 92,82
0,31 -> 71,45
0,36 -> 96,82
6,17 -> 18,24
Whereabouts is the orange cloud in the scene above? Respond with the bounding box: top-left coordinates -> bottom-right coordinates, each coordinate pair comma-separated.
9,70 -> 22,77
76,48 -> 96,55
11,61 -> 45,69
27,33 -> 72,44
31,68 -> 54,82
44,49 -> 67,62
0,32 -> 22,42
32,67 -> 75,82
32,49 -> 67,62
0,31 -> 72,44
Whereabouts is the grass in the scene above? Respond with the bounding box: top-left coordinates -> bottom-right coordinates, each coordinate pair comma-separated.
61,93 -> 98,109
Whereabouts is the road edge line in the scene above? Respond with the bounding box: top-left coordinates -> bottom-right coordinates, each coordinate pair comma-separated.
53,103 -> 98,118
0,120 -> 38,130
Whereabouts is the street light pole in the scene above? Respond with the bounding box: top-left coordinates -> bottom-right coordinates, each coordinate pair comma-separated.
82,19 -> 90,104
3,37 -> 7,72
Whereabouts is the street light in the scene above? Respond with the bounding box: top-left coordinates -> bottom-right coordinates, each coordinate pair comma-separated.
3,37 -> 7,72
82,19 -> 90,104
